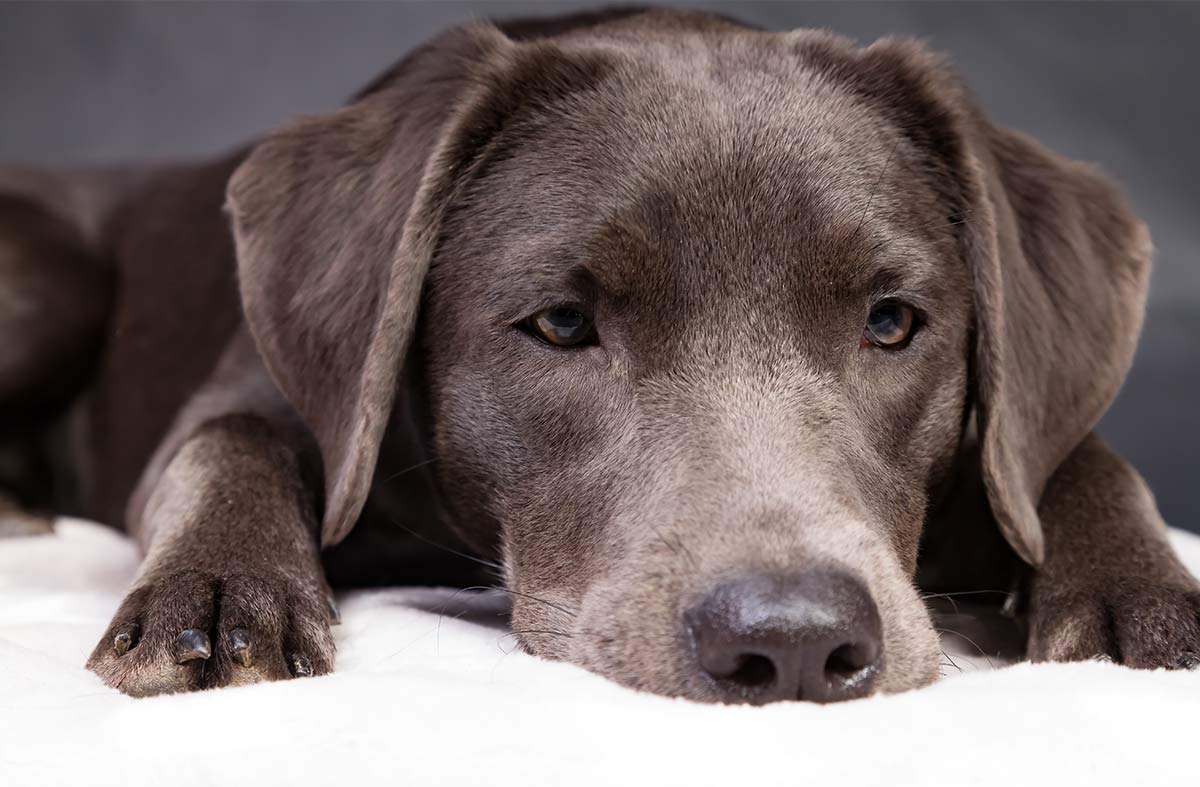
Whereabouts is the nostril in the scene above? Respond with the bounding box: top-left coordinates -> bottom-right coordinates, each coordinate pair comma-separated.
725,653 -> 777,689
688,570 -> 883,704
824,641 -> 880,686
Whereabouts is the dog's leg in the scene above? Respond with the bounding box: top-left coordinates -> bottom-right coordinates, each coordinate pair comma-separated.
87,331 -> 335,696
86,410 -> 336,696
0,186 -> 115,531
1028,432 -> 1200,668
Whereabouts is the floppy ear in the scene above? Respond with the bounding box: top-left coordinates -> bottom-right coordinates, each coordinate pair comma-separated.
963,122 -> 1151,566
801,35 -> 1152,565
227,24 -> 614,546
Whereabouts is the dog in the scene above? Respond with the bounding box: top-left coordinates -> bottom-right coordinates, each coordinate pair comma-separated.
1,7 -> 1196,703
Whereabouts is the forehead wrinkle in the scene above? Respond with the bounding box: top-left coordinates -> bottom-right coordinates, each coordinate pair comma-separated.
581,211 -> 661,298
459,39 -> 960,331
541,38 -> 897,211
474,208 -> 663,314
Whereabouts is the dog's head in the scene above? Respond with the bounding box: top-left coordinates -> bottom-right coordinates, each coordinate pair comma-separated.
227,10 -> 1150,703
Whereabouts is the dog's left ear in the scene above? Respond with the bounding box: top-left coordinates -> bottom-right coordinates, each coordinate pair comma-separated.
805,35 -> 1152,565
227,25 -> 614,546
964,120 -> 1151,567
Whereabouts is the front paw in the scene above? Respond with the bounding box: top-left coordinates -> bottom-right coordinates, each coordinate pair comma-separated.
87,569 -> 335,696
1028,576 -> 1200,669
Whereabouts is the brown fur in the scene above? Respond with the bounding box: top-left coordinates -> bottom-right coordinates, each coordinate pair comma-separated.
0,8 -> 1195,700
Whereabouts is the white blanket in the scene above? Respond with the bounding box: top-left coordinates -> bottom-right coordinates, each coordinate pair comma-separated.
1,520 -> 1197,786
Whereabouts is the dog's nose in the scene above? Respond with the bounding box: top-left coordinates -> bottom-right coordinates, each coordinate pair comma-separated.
685,569 -> 882,704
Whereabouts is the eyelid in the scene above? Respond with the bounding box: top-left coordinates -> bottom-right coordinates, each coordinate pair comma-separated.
870,290 -> 930,323
503,297 -> 591,328
500,263 -> 602,325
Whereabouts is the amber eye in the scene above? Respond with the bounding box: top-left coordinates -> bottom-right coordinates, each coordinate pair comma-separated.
864,301 -> 917,348
526,307 -> 596,347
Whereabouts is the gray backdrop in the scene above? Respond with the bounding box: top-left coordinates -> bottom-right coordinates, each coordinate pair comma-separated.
2,1 -> 1197,533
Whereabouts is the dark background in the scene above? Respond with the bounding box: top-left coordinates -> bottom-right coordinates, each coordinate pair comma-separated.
2,2 -> 1197,533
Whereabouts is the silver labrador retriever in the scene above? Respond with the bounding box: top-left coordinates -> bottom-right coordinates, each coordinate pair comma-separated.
1,8 -> 1196,702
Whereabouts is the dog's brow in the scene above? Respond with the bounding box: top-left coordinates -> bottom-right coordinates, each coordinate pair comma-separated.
582,215 -> 658,295
866,263 -> 937,304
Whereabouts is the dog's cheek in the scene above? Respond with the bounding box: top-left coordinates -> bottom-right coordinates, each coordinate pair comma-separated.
841,281 -> 972,572
847,357 -> 969,574
444,349 -> 642,630
424,361 -> 524,551
565,554 -> 703,699
866,551 -> 943,693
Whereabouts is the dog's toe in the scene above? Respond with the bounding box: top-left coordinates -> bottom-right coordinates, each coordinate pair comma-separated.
1029,577 -> 1200,669
227,627 -> 253,666
87,570 -> 334,696
173,628 -> 212,663
210,573 -> 333,687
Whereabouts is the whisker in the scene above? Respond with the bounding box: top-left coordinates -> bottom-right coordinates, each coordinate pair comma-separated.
502,627 -> 624,645
936,627 -> 995,669
922,589 -> 1008,598
648,524 -> 699,570
923,592 -> 960,614
380,455 -> 439,483
868,210 -> 974,255
433,584 -> 504,652
436,605 -> 472,655
388,518 -> 505,574
506,628 -> 576,640
853,138 -> 901,241
922,589 -> 1011,614
453,584 -> 579,619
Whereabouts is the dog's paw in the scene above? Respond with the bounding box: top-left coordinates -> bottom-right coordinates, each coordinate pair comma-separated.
86,569 -> 335,696
1028,576 -> 1200,669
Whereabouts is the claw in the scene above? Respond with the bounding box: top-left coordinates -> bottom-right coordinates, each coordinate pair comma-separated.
327,595 -> 341,625
113,626 -> 138,657
290,653 -> 314,677
1177,652 -> 1200,670
173,628 -> 212,663
228,628 -> 253,667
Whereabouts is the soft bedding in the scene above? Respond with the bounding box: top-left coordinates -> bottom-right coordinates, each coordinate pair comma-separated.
1,519 -> 1197,786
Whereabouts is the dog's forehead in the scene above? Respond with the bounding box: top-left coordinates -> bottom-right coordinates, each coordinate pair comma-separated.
450,34 -> 956,340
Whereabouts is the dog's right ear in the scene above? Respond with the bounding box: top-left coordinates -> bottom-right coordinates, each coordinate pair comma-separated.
227,25 -> 614,547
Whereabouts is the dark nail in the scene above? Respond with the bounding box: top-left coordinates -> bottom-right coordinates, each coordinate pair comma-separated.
291,653 -> 314,677
327,596 -> 341,625
1177,652 -> 1199,670
113,627 -> 137,657
228,628 -> 252,667
174,628 -> 212,663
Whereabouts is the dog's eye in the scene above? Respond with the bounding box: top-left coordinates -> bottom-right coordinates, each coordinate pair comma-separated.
864,301 -> 916,348
526,307 -> 596,347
